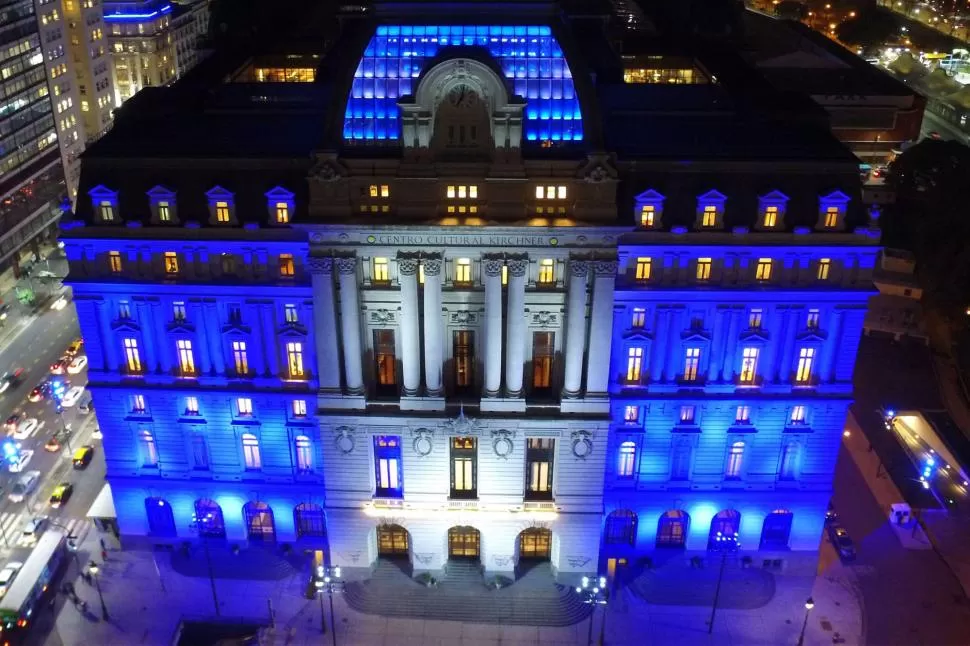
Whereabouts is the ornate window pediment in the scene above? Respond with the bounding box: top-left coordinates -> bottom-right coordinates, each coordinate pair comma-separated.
756,190 -> 789,230
112,318 -> 140,332
634,189 -> 665,228
206,186 -> 236,225
221,321 -> 251,335
147,185 -> 178,224
89,185 -> 119,224
623,329 -> 653,342
738,329 -> 770,344
680,330 -> 711,344
796,330 -> 827,344
265,186 -> 294,225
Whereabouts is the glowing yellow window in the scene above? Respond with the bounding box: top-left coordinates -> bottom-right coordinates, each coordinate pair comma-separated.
640,205 -> 655,227
108,251 -> 122,273
279,253 -> 295,277
215,201 -> 231,223
626,347 -> 643,383
702,205 -> 717,227
696,258 -> 712,281
373,257 -> 389,283
631,307 -> 646,328
635,257 -> 651,281
795,347 -> 815,384
763,206 -> 778,228
418,263 -> 425,285
624,405 -> 639,422
501,264 -> 508,286
163,252 -> 179,274
817,258 -> 830,281
824,206 -> 839,228
740,347 -> 759,384
755,258 -> 772,281
538,259 -> 555,285
157,201 -> 171,222
99,200 -> 114,221
455,258 -> 472,284
683,347 -> 700,381
275,202 -> 289,223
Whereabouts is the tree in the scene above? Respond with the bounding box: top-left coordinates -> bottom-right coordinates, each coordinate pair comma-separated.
885,139 -> 970,315
15,285 -> 34,307
835,8 -> 899,48
774,1 -> 807,21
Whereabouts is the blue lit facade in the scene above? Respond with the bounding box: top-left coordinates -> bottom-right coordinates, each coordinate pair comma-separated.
344,25 -> 583,142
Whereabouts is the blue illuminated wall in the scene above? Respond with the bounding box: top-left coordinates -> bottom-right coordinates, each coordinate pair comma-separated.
344,25 -> 583,142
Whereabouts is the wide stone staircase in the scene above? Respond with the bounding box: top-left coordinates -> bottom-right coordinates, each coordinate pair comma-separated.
344,559 -> 592,626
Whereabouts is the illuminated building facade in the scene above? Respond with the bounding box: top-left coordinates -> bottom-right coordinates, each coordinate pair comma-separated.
61,0 -> 877,584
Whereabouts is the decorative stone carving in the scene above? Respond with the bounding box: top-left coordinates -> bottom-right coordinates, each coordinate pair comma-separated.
335,257 -> 357,275
567,556 -> 592,568
483,257 -> 504,277
569,260 -> 589,278
493,555 -> 514,568
444,404 -> 481,437
414,553 -> 434,565
423,256 -> 443,276
306,256 -> 333,274
593,260 -> 618,276
530,311 -> 558,328
308,154 -> 347,183
507,258 -> 528,277
412,428 -> 434,457
335,426 -> 356,454
579,154 -> 618,184
398,257 -> 419,276
449,310 -> 479,326
491,430 -> 515,460
571,430 -> 594,459
369,309 -> 395,324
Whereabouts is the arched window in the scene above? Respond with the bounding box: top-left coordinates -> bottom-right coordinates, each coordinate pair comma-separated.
243,501 -> 276,541
194,498 -> 226,538
294,435 -> 312,472
377,523 -> 410,557
145,497 -> 176,537
242,433 -> 261,470
294,503 -> 326,538
760,510 -> 794,549
604,509 -> 638,546
656,510 -> 689,548
779,441 -> 800,480
708,509 -> 741,550
139,430 -> 158,467
726,441 -> 745,478
518,527 -> 552,560
617,441 -> 636,478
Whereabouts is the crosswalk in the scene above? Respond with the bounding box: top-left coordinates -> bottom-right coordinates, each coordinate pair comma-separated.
0,512 -> 91,549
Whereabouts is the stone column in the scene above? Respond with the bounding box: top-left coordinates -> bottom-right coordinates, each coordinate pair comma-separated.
650,308 -> 669,382
504,257 -> 528,398
763,306 -> 785,383
820,308 -> 843,382
664,308 -> 684,382
189,302 -> 212,376
562,260 -> 589,398
422,255 -> 444,397
720,310 -> 741,382
260,304 -> 279,377
584,260 -> 617,395
483,256 -> 505,397
397,255 -> 422,396
779,310 -> 799,383
336,257 -> 365,395
308,257 -> 341,391
97,300 -> 119,371
151,302 -> 171,374
203,302 -> 224,374
135,301 -> 158,374
707,309 -> 726,382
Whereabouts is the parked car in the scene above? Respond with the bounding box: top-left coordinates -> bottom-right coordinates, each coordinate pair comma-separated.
66,338 -> 84,356
72,446 -> 94,470
0,562 -> 23,598
8,450 -> 34,473
20,517 -> 46,543
27,383 -> 50,403
4,413 -> 22,433
825,503 -> 839,525
828,524 -> 856,561
49,483 -> 73,509
12,418 -> 38,440
8,471 -> 40,503
0,369 -> 23,394
49,357 -> 69,375
61,386 -> 84,408
66,355 -> 87,375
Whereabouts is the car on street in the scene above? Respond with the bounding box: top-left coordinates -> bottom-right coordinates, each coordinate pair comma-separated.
825,503 -> 839,525
12,418 -> 38,440
44,436 -> 61,452
49,357 -> 69,375
50,296 -> 67,311
27,383 -> 50,402
66,355 -> 87,375
61,386 -> 84,408
4,413 -> 22,433
8,449 -> 34,473
8,471 -> 40,503
72,445 -> 94,469
0,562 -> 23,598
91,427 -> 102,440
66,338 -> 83,356
20,517 -> 46,543
828,524 -> 856,561
49,483 -> 73,509
0,369 -> 24,394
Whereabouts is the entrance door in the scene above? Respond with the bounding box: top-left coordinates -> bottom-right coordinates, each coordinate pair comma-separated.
519,528 -> 552,560
448,526 -> 480,559
377,524 -> 409,557
607,557 -> 628,583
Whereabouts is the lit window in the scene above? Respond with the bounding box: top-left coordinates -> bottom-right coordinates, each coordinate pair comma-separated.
795,348 -> 815,384
418,263 -> 426,284
696,258 -> 712,281
373,257 -> 389,283
455,258 -> 472,284
779,442 -> 800,480
535,185 -> 567,200
755,258 -> 772,281
824,206 -> 839,228
237,397 -> 253,416
817,258 -> 830,281
735,406 -> 750,424
287,342 -> 305,378
99,200 -> 114,221
242,433 -> 261,469
284,304 -> 299,323
185,397 -> 199,415
501,264 -> 508,286
702,205 -> 717,227
232,340 -> 249,375
631,307 -> 646,328
749,308 -> 763,329
279,254 -> 295,277
726,441 -> 745,478
123,338 -> 142,373
109,251 -> 122,273
215,200 -> 230,223
640,204 -> 655,227
618,441 -> 636,477
740,347 -> 759,384
176,339 -> 195,376
763,206 -> 778,228
679,405 -> 695,424
806,309 -> 820,329
118,301 -> 131,319
292,399 -> 307,417
139,430 -> 158,467
164,252 -> 179,274
375,435 -> 402,496
626,347 -> 643,383
624,405 -> 639,422
538,259 -> 555,285
172,302 -> 186,321
683,347 -> 700,382
368,184 -> 390,198
157,201 -> 171,222
445,185 -> 479,214
790,406 -> 806,425
131,394 -> 145,412
635,257 -> 651,281
275,202 -> 289,223
295,435 -> 312,472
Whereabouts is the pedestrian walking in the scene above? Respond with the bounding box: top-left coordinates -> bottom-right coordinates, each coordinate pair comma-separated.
101,549 -> 108,561
99,537 -> 107,552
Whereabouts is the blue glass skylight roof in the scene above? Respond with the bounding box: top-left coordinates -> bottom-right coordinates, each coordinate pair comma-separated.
344,25 -> 584,144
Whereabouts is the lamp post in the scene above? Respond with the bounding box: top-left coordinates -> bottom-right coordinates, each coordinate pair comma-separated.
707,532 -> 739,635
314,564 -> 343,646
87,560 -> 109,620
189,513 -> 220,616
49,379 -> 72,452
575,574 -> 608,646
797,597 -> 815,646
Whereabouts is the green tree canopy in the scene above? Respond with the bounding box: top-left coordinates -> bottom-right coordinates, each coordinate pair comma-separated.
835,8 -> 900,48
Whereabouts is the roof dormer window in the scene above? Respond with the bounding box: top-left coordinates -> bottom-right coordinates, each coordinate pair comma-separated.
146,185 -> 178,225
695,190 -> 726,230
265,186 -> 295,225
634,189 -> 665,229
757,191 -> 788,231
206,186 -> 236,225
88,185 -> 118,224
817,191 -> 850,231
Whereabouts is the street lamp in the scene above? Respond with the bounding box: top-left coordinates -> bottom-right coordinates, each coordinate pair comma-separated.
797,597 -> 815,646
49,378 -> 72,452
189,513 -> 220,616
87,560 -> 109,620
314,564 -> 343,646
707,532 -> 739,634
575,574 -> 608,646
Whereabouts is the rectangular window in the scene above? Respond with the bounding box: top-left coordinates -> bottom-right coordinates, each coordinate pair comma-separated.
626,347 -> 643,383
118,301 -> 131,319
232,340 -> 248,375
702,205 -> 717,227
237,397 -> 253,416
191,433 -> 208,469
726,441 -> 745,478
806,309 -> 820,329
763,206 -> 778,228
375,435 -> 402,497
748,308 -> 763,329
795,347 -> 815,384
286,342 -> 305,379
683,347 -> 701,382
445,185 -> 479,214
635,257 -> 652,281
525,438 -> 555,499
790,405 -> 806,425
671,442 -> 692,480
367,184 -> 391,199
176,339 -> 195,376
419,263 -> 426,285
624,405 -> 639,422
221,254 -> 236,275
455,258 -> 472,284
172,301 -> 186,321
532,332 -> 555,392
99,200 -> 114,221
131,394 -> 145,413
618,441 -> 636,477
740,347 -> 759,384
242,433 -> 261,469
631,307 -> 646,328
184,397 -> 199,415
679,405 -> 695,424
640,204 -> 655,227
157,201 -> 171,221
373,330 -> 396,389
292,399 -> 307,417
228,305 -> 242,324
696,258 -> 712,281
164,252 -> 179,274
295,435 -> 313,472
123,338 -> 142,373
139,431 -> 158,467
735,405 -> 750,424
108,251 -> 122,273
779,442 -> 799,480
454,330 -> 474,390
755,258 -> 772,281
215,201 -> 230,222
275,202 -> 289,223
279,254 -> 295,277
501,264 -> 508,286
284,304 -> 299,323
450,437 -> 477,499
535,185 -> 567,200
538,259 -> 555,285
372,257 -> 389,283
817,259 -> 830,281
824,206 -> 839,228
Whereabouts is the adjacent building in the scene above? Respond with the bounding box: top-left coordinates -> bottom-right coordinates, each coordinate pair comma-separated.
61,0 -> 878,585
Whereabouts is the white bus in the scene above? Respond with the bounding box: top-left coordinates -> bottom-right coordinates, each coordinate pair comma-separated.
0,530 -> 67,641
